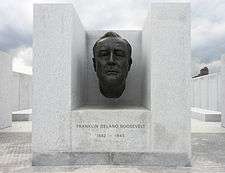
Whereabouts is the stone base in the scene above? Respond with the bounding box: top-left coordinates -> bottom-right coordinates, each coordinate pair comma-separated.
12,109 -> 32,121
191,107 -> 221,122
32,152 -> 191,167
71,107 -> 150,152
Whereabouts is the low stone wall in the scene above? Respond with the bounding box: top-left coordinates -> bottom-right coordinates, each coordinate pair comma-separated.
191,107 -> 221,122
0,51 -> 12,129
192,73 -> 221,111
12,72 -> 32,111
221,55 -> 225,127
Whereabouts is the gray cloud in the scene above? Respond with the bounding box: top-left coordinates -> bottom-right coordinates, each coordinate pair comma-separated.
192,39 -> 225,63
191,0 -> 225,63
0,25 -> 32,52
0,0 -> 225,70
0,0 -> 34,52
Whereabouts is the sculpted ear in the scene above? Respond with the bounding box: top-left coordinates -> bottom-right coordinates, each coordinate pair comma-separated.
92,58 -> 96,72
128,58 -> 132,71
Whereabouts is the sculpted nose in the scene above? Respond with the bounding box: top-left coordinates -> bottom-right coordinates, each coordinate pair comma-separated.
107,51 -> 116,67
109,51 -> 114,62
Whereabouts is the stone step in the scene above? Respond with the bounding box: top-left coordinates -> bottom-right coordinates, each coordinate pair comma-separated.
191,107 -> 221,122
12,109 -> 32,121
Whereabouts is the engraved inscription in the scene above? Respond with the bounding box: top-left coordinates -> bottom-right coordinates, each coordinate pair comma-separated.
96,133 -> 106,138
76,123 -> 145,129
76,123 -> 146,140
115,133 -> 125,138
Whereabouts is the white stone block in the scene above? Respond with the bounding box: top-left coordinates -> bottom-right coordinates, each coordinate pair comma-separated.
0,52 -> 12,129
192,78 -> 196,107
142,10 -> 151,109
71,107 -> 150,152
208,73 -> 218,111
191,79 -> 194,107
12,72 -> 20,111
33,4 -> 86,152
149,2 -> 191,159
19,74 -> 32,110
196,79 -> 201,107
193,78 -> 200,108
12,109 -> 32,121
218,73 -> 222,111
191,107 -> 221,122
221,55 -> 225,127
12,72 -> 32,111
191,73 -> 221,111
200,76 -> 209,109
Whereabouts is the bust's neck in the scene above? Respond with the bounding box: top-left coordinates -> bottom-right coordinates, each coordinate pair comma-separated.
99,82 -> 125,98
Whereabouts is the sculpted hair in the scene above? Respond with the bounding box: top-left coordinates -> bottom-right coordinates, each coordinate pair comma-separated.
93,32 -> 132,63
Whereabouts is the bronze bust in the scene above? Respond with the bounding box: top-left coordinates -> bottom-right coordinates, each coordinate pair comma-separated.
92,32 -> 132,98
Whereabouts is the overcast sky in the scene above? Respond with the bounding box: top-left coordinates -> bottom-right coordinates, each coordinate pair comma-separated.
0,0 -> 225,75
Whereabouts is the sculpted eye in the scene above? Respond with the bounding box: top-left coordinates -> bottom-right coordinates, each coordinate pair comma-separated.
114,50 -> 125,57
98,50 -> 109,57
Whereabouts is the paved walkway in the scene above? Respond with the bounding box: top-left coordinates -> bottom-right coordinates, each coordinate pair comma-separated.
0,121 -> 31,133
0,120 -> 225,173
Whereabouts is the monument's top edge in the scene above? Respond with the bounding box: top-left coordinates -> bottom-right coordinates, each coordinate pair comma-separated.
86,29 -> 142,32
86,30 -> 142,37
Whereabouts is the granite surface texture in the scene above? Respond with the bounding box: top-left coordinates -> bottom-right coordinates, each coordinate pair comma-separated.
12,72 -> 32,111
149,2 -> 191,158
221,54 -> 225,127
33,4 -> 84,152
0,51 -> 12,129
192,73 -> 221,111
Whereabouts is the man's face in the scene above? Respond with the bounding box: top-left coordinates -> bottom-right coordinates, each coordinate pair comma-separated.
94,37 -> 131,86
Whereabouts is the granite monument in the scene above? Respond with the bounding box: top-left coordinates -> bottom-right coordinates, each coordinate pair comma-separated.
33,2 -> 191,166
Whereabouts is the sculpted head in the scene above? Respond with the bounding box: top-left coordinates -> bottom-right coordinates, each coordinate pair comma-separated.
93,32 -> 132,98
